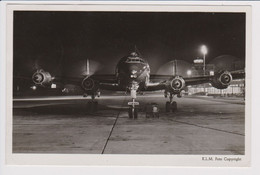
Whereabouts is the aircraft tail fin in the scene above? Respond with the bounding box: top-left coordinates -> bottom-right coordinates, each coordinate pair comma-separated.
134,45 -> 142,57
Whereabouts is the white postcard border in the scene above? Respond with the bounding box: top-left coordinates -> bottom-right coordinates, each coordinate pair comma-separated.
4,2 -> 252,167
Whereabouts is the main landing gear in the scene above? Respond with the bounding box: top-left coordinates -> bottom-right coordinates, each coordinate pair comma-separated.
87,100 -> 98,112
128,101 -> 138,119
165,92 -> 177,112
84,93 -> 99,112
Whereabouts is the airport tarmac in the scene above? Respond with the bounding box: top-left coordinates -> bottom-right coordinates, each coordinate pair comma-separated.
13,94 -> 245,154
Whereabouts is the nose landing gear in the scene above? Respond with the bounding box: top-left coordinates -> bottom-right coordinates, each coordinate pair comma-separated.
128,84 -> 139,119
128,104 -> 138,119
87,100 -> 98,112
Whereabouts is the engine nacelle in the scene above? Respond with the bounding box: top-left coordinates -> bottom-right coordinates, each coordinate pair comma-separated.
32,69 -> 53,87
211,70 -> 233,89
81,76 -> 99,92
167,76 -> 186,93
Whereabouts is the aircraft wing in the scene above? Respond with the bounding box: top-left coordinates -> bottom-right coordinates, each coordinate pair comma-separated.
15,71 -> 119,90
147,70 -> 245,91
53,74 -> 120,91
15,74 -> 117,84
29,71 -> 123,92
185,70 -> 245,86
55,74 -> 117,84
144,82 -> 167,91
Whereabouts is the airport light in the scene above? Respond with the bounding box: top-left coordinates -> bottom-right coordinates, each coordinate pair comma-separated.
31,86 -> 37,91
201,45 -> 208,76
51,83 -> 57,89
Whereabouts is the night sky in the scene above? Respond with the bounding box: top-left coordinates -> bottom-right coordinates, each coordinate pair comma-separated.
13,11 -> 245,76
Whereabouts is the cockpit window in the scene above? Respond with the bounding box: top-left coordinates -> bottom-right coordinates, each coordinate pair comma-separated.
126,57 -> 145,63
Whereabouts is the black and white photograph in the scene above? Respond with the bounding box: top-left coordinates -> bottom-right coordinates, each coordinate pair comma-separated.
5,4 -> 251,167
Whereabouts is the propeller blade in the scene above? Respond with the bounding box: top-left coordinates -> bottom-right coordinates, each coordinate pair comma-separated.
82,59 -> 102,76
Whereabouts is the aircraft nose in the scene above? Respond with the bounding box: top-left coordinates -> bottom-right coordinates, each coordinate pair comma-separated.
131,70 -> 137,75
127,65 -> 136,73
128,65 -> 143,78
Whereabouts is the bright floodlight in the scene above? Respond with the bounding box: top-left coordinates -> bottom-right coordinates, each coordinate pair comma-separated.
51,83 -> 57,89
31,86 -> 37,91
201,45 -> 208,55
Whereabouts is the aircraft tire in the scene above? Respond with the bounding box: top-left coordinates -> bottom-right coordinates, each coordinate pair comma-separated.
128,107 -> 133,119
166,102 -> 171,112
134,108 -> 138,119
171,101 -> 177,112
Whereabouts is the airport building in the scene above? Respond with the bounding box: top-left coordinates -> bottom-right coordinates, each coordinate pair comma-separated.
187,79 -> 245,96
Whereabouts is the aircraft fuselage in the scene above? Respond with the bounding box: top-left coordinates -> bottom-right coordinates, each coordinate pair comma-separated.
116,52 -> 150,91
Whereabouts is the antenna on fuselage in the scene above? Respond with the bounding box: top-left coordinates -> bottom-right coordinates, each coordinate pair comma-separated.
134,45 -> 142,58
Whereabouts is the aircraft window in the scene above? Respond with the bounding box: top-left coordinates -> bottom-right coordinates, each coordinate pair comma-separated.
126,57 -> 145,63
